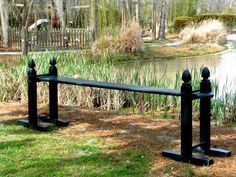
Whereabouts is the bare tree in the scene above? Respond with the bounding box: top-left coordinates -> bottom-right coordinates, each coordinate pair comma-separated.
90,0 -> 98,40
152,0 -> 157,40
136,0 -> 141,24
10,0 -> 34,56
127,0 -> 133,21
54,0 -> 65,31
158,0 -> 167,40
121,0 -> 128,28
0,0 -> 9,48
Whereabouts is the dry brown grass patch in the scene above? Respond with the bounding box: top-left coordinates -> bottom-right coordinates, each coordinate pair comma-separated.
92,21 -> 144,56
179,20 -> 228,45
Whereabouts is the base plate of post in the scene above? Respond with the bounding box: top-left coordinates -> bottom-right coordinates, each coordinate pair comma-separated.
39,115 -> 70,127
17,119 -> 49,131
207,147 -> 231,157
162,150 -> 214,166
194,146 -> 231,157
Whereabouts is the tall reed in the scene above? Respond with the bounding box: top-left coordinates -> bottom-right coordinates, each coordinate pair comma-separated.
0,52 -> 235,123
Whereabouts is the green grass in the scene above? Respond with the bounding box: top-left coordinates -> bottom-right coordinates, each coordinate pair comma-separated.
0,122 -> 150,177
0,117 -> 223,177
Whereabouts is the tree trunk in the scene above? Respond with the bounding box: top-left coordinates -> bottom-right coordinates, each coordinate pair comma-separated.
127,0 -> 133,21
0,0 -> 9,48
158,0 -> 167,40
39,0 -> 45,18
152,0 -> 157,40
121,0 -> 128,28
54,0 -> 65,31
136,0 -> 141,24
22,27 -> 29,56
21,0 -> 34,56
90,0 -> 98,41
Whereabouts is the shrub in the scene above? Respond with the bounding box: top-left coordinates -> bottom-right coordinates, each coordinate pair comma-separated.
92,21 -> 144,56
174,14 -> 236,32
179,19 -> 227,45
173,16 -> 194,32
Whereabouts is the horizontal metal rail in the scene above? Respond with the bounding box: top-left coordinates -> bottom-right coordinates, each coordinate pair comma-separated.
37,75 -> 182,96
192,92 -> 214,99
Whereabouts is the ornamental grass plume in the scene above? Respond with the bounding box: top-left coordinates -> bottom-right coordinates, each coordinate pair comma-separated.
92,21 -> 144,56
179,19 -> 227,45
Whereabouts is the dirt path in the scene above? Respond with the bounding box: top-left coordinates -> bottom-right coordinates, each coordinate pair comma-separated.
0,102 -> 235,176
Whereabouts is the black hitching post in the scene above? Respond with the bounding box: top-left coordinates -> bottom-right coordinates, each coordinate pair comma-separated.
199,67 -> 211,153
47,57 -> 69,126
27,59 -> 38,129
181,69 -> 193,160
49,57 -> 59,123
198,67 -> 231,157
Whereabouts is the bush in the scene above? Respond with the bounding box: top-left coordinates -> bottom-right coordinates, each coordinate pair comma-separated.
220,14 -> 236,28
173,16 -> 194,32
179,19 -> 227,45
92,21 -> 144,56
174,14 -> 236,32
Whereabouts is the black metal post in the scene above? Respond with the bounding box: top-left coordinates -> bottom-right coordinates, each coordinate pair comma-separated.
197,67 -> 231,157
27,59 -> 38,129
162,69 -> 214,166
47,57 -> 69,126
49,57 -> 59,123
199,67 -> 211,153
180,70 -> 193,160
18,59 -> 48,131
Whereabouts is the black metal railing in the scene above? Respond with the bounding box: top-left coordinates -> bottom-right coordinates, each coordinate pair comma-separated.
18,58 -> 231,166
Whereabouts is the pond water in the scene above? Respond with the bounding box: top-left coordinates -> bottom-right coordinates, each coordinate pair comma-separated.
123,34 -> 236,97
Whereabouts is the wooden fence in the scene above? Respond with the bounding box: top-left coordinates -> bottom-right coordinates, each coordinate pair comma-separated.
0,28 -> 93,51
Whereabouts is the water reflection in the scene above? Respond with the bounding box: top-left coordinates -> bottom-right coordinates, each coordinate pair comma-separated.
121,35 -> 236,97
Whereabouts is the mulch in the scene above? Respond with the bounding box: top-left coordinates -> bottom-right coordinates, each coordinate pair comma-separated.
0,102 -> 235,177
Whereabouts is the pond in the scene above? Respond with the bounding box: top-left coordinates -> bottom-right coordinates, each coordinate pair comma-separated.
123,34 -> 236,97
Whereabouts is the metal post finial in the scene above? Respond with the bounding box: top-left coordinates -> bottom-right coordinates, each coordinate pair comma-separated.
50,57 -> 57,66
201,67 -> 210,80
182,69 -> 191,83
28,59 -> 35,69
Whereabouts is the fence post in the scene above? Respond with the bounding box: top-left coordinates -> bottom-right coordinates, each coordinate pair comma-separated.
181,69 -> 193,160
27,59 -> 38,129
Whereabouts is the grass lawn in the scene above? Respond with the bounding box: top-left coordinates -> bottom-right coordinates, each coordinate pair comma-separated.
0,102 -> 235,177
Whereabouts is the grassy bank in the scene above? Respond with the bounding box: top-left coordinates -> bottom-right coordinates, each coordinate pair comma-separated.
95,43 -> 226,63
144,43 -> 225,60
